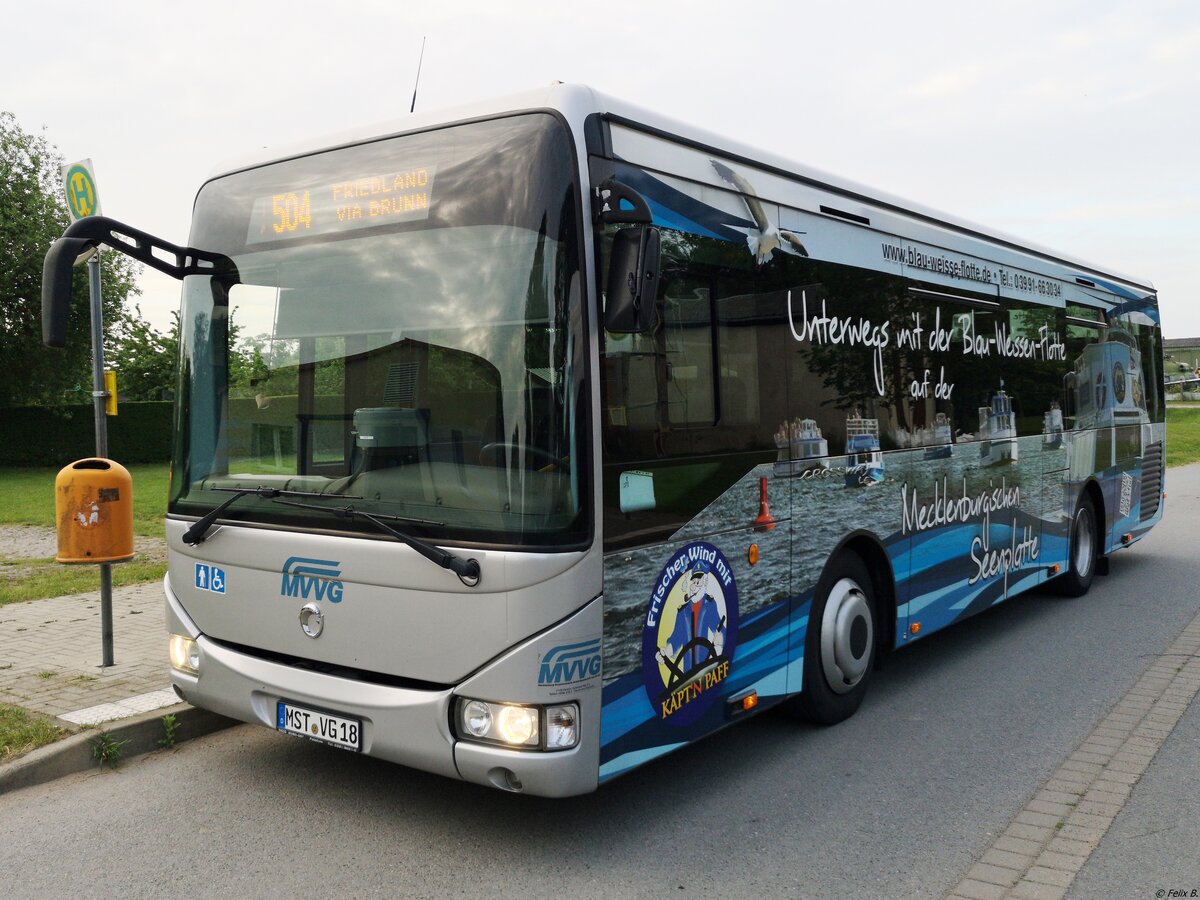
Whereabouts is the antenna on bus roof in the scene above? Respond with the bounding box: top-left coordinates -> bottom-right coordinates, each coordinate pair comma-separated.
410,36 -> 427,114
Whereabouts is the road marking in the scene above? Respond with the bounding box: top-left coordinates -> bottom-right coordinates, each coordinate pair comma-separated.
946,605 -> 1200,900
58,689 -> 178,725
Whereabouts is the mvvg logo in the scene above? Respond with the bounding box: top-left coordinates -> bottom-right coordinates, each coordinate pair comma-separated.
538,638 -> 602,686
281,557 -> 344,603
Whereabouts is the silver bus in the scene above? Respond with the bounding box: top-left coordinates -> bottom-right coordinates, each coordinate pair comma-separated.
43,84 -> 1164,796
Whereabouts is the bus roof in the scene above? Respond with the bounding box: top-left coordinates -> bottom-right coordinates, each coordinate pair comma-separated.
204,82 -> 1154,295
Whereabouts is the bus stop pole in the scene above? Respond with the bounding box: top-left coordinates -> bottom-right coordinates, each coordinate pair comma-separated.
87,250 -> 115,668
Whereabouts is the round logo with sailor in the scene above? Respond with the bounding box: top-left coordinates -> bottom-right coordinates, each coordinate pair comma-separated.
642,541 -> 739,727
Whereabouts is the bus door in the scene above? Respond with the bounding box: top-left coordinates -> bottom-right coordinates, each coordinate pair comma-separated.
1100,334 -> 1148,543
596,262 -> 796,779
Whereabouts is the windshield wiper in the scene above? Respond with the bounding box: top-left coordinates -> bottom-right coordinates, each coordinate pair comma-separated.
182,487 -> 362,546
271,498 -> 481,587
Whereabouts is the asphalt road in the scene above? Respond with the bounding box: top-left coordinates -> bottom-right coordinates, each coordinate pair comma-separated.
4,467 -> 1200,899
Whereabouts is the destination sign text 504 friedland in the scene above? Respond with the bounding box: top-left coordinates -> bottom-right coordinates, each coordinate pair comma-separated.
246,165 -> 436,244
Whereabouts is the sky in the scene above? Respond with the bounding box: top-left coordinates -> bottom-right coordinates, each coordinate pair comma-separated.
5,0 -> 1198,335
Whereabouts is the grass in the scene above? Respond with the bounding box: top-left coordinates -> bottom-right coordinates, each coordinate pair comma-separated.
0,702 -> 70,763
0,558 -> 168,607
0,463 -> 170,538
1166,406 -> 1200,468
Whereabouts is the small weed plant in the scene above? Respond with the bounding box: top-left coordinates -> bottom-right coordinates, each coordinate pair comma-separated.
158,713 -> 179,749
90,731 -> 128,769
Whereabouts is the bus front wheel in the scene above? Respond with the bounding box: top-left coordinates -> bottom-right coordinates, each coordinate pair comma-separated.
790,553 -> 877,725
1057,494 -> 1099,597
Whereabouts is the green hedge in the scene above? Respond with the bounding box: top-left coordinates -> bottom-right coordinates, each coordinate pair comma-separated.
0,402 -> 173,466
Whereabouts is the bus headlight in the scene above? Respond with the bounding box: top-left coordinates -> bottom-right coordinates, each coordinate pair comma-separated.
496,704 -> 538,745
461,700 -> 492,738
455,699 -> 579,751
168,634 -> 200,675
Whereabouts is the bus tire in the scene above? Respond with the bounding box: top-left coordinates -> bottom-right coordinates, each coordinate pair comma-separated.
790,553 -> 876,725
1057,494 -> 1099,597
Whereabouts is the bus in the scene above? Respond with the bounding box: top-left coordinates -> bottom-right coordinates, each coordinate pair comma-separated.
42,83 -> 1165,796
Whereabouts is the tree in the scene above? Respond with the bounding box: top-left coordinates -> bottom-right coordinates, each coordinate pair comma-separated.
106,305 -> 179,401
0,111 -> 140,408
226,314 -> 272,398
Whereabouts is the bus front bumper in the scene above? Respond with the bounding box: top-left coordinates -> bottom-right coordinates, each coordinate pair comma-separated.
165,577 -> 600,796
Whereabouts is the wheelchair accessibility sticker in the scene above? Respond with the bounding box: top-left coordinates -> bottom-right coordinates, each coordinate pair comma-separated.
641,541 -> 738,726
195,563 -> 226,594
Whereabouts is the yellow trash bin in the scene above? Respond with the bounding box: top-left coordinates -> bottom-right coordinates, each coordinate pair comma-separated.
55,458 -> 135,564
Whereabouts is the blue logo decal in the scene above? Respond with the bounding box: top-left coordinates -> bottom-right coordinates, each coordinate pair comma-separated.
280,557 -> 344,603
194,563 -> 226,594
539,639 -> 602,686
642,541 -> 738,727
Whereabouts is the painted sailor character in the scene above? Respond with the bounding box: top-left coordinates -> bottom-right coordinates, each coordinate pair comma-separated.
656,560 -> 725,675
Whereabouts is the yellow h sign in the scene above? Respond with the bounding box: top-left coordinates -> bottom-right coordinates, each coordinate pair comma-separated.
62,159 -> 102,221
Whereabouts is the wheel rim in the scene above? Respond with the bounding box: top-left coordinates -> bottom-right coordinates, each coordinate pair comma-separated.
820,577 -> 873,695
1073,507 -> 1094,577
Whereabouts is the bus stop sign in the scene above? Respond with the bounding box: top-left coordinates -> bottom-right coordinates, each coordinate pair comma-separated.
62,159 -> 102,221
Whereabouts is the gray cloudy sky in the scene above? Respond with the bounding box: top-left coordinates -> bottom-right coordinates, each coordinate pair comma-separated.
6,0 -> 1197,334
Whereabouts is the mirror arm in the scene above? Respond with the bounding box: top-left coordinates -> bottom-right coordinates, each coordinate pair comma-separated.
49,216 -> 236,280
42,216 -> 238,348
594,178 -> 652,225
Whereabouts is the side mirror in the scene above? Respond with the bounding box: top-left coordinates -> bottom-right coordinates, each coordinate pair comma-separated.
604,226 -> 660,334
42,237 -> 98,348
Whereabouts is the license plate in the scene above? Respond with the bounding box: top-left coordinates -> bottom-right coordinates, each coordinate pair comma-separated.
276,701 -> 361,751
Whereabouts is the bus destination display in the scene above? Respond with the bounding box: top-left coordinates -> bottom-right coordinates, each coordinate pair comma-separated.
246,164 -> 437,244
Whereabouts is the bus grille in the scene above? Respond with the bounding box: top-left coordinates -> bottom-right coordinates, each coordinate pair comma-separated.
1141,441 -> 1163,521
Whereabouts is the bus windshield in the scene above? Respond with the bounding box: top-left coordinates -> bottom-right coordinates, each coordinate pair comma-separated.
169,113 -> 587,548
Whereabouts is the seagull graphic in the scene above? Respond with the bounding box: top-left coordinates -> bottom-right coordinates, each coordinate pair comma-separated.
711,160 -> 808,263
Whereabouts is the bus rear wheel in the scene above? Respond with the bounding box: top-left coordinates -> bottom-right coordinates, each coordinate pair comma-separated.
1057,493 -> 1099,597
790,553 -> 877,725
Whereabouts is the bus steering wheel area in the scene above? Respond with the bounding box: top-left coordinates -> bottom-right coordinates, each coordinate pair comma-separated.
477,442 -> 563,471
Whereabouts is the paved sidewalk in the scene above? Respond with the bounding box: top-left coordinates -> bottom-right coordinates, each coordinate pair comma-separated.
945,603 -> 1200,900
0,580 -> 174,726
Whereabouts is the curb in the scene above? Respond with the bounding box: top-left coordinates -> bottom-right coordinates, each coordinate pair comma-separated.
0,702 -> 236,796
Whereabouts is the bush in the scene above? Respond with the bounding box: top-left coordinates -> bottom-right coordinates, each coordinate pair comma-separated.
0,402 -> 172,466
